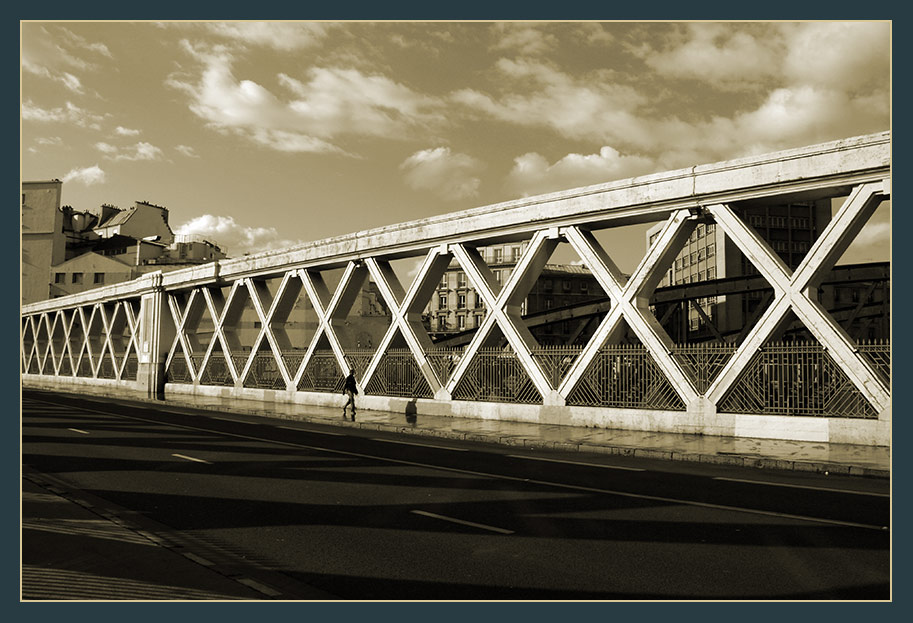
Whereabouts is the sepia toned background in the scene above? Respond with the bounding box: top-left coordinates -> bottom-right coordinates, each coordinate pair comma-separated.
21,21 -> 890,268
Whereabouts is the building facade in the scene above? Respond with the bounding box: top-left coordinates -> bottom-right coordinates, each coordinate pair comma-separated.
22,181 -> 226,304
646,200 -> 833,341
22,180 -> 67,305
426,242 -> 605,345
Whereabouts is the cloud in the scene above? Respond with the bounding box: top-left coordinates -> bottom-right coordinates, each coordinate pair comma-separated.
781,22 -> 890,92
490,23 -> 558,55
21,100 -> 106,130
638,22 -> 890,94
200,22 -> 331,52
452,58 -> 648,147
400,147 -> 484,200
174,214 -> 303,256
62,165 -> 105,186
640,23 -> 781,89
115,126 -> 141,136
167,41 -> 446,154
505,147 -> 656,197
576,22 -> 614,46
175,144 -> 200,158
60,27 -> 113,58
94,141 -> 164,161
454,28 -> 889,171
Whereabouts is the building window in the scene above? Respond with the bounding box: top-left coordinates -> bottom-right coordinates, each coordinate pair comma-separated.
457,272 -> 466,287
543,279 -> 553,291
440,274 -> 448,288
708,266 -> 716,279
72,273 -> 83,284
682,254 -> 690,267
563,280 -> 571,292
493,248 -> 503,264
494,269 -> 502,284
706,223 -> 715,235
696,224 -> 704,238
438,295 -> 447,308
458,294 -> 466,309
511,246 -> 521,262
475,314 -> 483,327
581,281 -> 589,293
54,273 -> 64,284
545,298 -> 553,309
707,244 -> 715,257
93,273 -> 105,285
458,315 -> 466,330
438,316 -> 447,330
475,295 -> 484,309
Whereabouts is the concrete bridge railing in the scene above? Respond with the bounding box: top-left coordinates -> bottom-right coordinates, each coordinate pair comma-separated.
22,132 -> 891,445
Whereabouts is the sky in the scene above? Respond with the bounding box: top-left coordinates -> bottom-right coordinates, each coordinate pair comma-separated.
21,21 -> 891,268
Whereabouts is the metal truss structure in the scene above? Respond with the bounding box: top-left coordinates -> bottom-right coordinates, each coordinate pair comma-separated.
22,132 -> 892,433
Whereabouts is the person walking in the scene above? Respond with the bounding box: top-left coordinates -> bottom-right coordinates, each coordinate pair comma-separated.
342,368 -> 358,421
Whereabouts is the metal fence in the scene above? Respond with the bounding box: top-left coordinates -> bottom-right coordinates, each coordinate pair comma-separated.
672,343 -> 739,394
298,350 -> 344,392
857,339 -> 890,388
451,347 -> 542,404
158,338 -> 888,418
718,341 -> 882,418
532,345 -> 582,389
365,349 -> 434,398
565,344 -> 686,410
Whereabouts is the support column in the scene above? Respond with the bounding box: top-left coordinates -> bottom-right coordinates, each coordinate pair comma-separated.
136,272 -> 173,399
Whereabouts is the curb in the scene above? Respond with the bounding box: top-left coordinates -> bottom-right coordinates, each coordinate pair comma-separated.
27,389 -> 890,480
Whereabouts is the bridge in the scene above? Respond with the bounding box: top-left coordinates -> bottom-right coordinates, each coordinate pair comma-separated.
21,132 -> 891,446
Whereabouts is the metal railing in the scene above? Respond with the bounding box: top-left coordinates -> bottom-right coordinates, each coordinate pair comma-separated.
298,350 -> 344,392
857,339 -> 890,387
566,344 -> 686,410
672,342 -> 739,394
365,349 -> 434,398
451,347 -> 542,404
718,341 -> 880,418
532,345 -> 583,389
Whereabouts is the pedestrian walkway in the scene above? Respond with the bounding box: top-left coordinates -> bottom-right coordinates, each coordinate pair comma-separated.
112,391 -> 889,479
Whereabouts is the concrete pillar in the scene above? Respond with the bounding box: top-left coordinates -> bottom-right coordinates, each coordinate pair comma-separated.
136,272 -> 173,399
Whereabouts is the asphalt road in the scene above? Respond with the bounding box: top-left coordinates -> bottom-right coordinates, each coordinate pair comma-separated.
21,390 -> 890,600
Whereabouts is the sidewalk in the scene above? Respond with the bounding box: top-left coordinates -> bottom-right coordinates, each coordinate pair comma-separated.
109,391 -> 889,479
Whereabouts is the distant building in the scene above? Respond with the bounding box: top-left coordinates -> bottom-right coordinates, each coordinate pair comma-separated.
21,180 -> 66,305
427,242 -> 604,345
21,181 -> 227,304
646,200 -> 833,341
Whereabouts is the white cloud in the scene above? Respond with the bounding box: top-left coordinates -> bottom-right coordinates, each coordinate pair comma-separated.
175,144 -> 200,158
21,100 -> 106,130
781,22 -> 890,92
490,23 -> 558,55
201,22 -> 331,52
400,147 -> 484,200
62,165 -> 105,186
505,147 -> 656,197
167,42 -> 447,154
94,141 -> 164,161
60,72 -> 83,93
60,27 -> 113,58
174,214 -> 303,256
577,22 -> 614,46
642,23 -> 781,89
452,58 -> 649,148
115,126 -> 141,136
